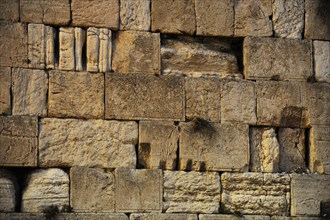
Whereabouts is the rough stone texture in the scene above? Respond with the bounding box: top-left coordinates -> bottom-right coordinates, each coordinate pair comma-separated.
45,26 -> 55,70
305,0 -> 330,41
20,0 -> 70,25
112,31 -> 160,74
199,215 -> 271,220
272,0 -> 304,39
115,168 -> 162,212
105,74 -> 184,121
12,68 -> 48,116
0,22 -> 28,68
151,0 -> 195,35
179,122 -> 249,171
28,24 -> 45,69
196,0 -> 234,36
120,0 -> 150,31
314,41 -> 330,84
0,67 -> 11,114
244,37 -> 312,81
74,28 -> 86,71
291,174 -> 330,216
70,167 -> 115,212
0,116 -> 37,166
221,80 -> 256,124
59,27 -> 75,71
99,28 -> 112,72
163,171 -> 220,213
48,70 -> 104,119
39,118 -> 138,168
72,0 -> 119,29
21,169 -> 69,212
0,0 -> 19,21
0,169 -> 17,212
130,213 -> 198,220
234,0 -> 272,37
221,172 -> 290,216
86,27 -> 100,72
0,213 -> 45,220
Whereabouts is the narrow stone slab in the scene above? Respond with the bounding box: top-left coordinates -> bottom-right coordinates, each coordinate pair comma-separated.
45,26 -> 55,70
130,213 -> 197,220
0,67 -> 11,114
59,27 -> 75,71
305,0 -> 330,40
28,24 -> 45,69
120,0 -> 150,31
0,213 -> 45,220
98,28 -> 112,72
57,213 -> 129,220
199,215 -> 271,220
0,0 -> 19,21
314,41 -> 330,84
86,27 -> 100,72
0,169 -> 17,212
75,28 -> 86,71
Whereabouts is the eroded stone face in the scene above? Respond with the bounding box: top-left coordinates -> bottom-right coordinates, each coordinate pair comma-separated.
59,27 -> 75,71
314,41 -> 330,84
199,215 -> 271,220
120,0 -> 150,31
0,169 -> 17,212
305,0 -> 330,40
0,67 -> 11,114
130,213 -> 198,220
0,0 -> 19,22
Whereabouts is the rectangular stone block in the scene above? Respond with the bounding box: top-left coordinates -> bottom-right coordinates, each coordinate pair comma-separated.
199,215 -> 271,220
244,37 -> 312,81
98,28 -> 112,72
45,26 -> 55,70
39,118 -> 138,168
163,171 -> 220,213
0,169 -> 17,212
314,41 -> 330,84
57,213 -> 129,220
0,67 -> 11,114
59,27 -> 75,71
115,168 -> 162,212
28,24 -> 45,69
86,27 -> 100,72
221,172 -> 290,216
179,122 -> 249,171
0,0 -> 19,21
49,70 -> 104,119
0,116 -> 37,166
130,213 -> 197,220
120,0 -> 150,31
0,213 -> 45,220
74,27 -> 85,71
105,74 -> 184,121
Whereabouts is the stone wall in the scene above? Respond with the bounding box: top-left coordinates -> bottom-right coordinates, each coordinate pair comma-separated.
0,0 -> 329,219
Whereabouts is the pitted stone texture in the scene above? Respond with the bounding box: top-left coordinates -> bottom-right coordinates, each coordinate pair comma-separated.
291,174 -> 330,216
70,167 -> 115,212
12,68 -> 48,116
0,67 -> 11,114
120,0 -> 150,31
0,169 -> 17,212
130,213 -> 198,220
45,26 -> 55,70
0,213 -> 45,220
272,0 -> 304,39
0,0 -> 19,21
314,41 -> 330,84
98,28 -> 112,73
139,121 -> 179,169
112,31 -> 160,74
86,27 -> 100,72
163,171 -> 220,213
179,122 -> 249,171
59,27 -> 75,71
222,172 -> 290,216
115,168 -> 162,212
0,116 -> 37,166
49,71 -> 104,119
105,74 -> 184,121
199,215 -> 271,220
196,0 -> 234,36
39,118 -> 138,168
234,0 -> 272,37
28,24 -> 45,69
21,169 -> 69,212
72,0 -> 119,29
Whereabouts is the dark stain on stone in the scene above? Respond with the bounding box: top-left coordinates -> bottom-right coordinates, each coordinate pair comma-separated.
280,106 -> 307,127
199,161 -> 206,172
138,143 -> 151,169
185,159 -> 193,171
321,200 -> 330,218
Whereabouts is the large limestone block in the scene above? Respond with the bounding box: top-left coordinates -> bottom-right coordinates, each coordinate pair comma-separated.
272,0 -> 304,39
0,67 -> 11,114
221,172 -> 290,216
59,27 -> 75,71
112,31 -> 160,74
0,0 -> 19,21
70,167 -> 115,212
115,168 -> 162,212
179,122 -> 249,171
0,169 -> 17,212
48,70 -> 104,119
12,68 -> 48,116
120,0 -> 150,31
39,118 -> 138,168
72,0 -> 119,29
244,37 -> 312,81
199,215 -> 271,220
105,74 -> 184,120
305,0 -> 330,40
234,0 -> 272,37
0,213 -> 45,220
163,171 -> 220,213
291,174 -> 330,216
314,41 -> 330,84
0,116 -> 37,166
130,213 -> 197,220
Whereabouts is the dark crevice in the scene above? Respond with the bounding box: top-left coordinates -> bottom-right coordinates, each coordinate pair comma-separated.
305,128 -> 310,169
54,27 -> 60,68
81,28 -> 87,71
175,139 -> 180,171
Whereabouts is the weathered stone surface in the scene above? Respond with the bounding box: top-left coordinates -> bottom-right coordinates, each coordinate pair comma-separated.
199,215 -> 271,220
112,31 -> 160,74
222,172 -> 290,216
0,169 -> 17,212
0,213 -> 45,220
314,41 -> 330,84
272,0 -> 304,39
234,0 -> 272,37
39,118 -> 138,168
0,116 -> 37,166
179,122 -> 249,171
105,74 -> 184,120
305,0 -> 330,40
291,174 -> 330,216
98,28 -> 112,72
28,24 -> 45,69
0,67 -> 11,114
196,0 -> 234,36
120,0 -> 150,31
48,70 -> 104,119
59,27 -> 75,71
244,37 -> 312,81
21,169 -> 69,212
0,0 -> 19,21
72,0 -> 119,29
75,28 -> 86,71
151,0 -> 195,35
0,22 -> 28,68
57,213 -> 129,220
115,168 -> 162,212
163,171 -> 220,213
130,213 -> 197,220
86,27 -> 100,72
45,26 -> 55,70
12,68 -> 48,116
70,167 -> 115,212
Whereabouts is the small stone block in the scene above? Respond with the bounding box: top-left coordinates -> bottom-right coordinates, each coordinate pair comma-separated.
0,169 -> 17,212
59,27 -> 75,71
314,41 -> 330,84
120,0 -> 151,31
0,67 -> 11,114
0,0 -> 19,21
130,213 -> 198,220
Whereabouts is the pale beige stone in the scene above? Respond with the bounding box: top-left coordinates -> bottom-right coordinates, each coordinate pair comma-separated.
179,122 -> 249,171
86,27 -> 99,72
39,118 -> 138,168
222,172 -> 290,216
0,116 -> 37,166
120,0 -> 150,31
0,169 -> 17,212
0,67 -> 11,114
115,168 -> 162,212
314,41 -> 330,84
59,28 -> 75,71
12,68 -> 48,116
57,213 -> 129,220
130,213 -> 197,220
28,24 -> 45,69
45,26 -> 55,70
75,28 -> 86,71
305,0 -> 330,40
199,215 -> 271,220
163,171 -> 220,213
0,0 -> 19,21
98,28 -> 112,72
